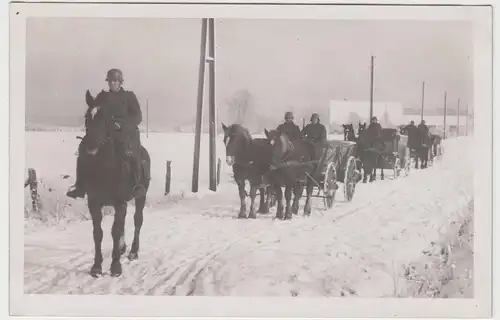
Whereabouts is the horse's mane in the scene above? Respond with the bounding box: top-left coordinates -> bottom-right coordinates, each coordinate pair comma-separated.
226,124 -> 252,142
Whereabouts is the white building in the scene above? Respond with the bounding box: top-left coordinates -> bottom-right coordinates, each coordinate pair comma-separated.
329,100 -> 405,128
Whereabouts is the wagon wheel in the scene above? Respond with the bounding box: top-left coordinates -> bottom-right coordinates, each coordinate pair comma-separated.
393,157 -> 402,178
344,156 -> 358,202
322,162 -> 337,209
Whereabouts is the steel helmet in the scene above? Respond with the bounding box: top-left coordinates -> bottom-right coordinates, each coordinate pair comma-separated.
105,68 -> 124,82
310,113 -> 320,121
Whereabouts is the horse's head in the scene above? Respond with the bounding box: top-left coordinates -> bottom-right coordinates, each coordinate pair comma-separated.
358,122 -> 367,136
82,90 -> 113,156
221,123 -> 252,166
343,124 -> 355,141
264,129 -> 293,165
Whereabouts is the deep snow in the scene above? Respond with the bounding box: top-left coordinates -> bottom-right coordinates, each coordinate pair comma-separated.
23,132 -> 473,297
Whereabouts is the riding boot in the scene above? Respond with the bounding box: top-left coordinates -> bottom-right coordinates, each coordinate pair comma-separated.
129,152 -> 146,198
67,142 -> 87,199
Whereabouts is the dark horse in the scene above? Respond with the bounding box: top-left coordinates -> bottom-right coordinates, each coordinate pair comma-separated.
415,130 -> 432,169
221,123 -> 273,219
81,91 -> 151,278
357,122 -> 385,182
342,124 -> 357,142
264,129 -> 317,219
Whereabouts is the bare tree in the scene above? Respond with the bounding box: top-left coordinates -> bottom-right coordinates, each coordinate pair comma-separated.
226,89 -> 252,125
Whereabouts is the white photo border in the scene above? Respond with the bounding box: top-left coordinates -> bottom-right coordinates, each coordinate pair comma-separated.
8,2 -> 493,318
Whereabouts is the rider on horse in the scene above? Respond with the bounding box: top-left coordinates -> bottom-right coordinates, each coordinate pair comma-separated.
276,111 -> 301,141
66,68 -> 146,199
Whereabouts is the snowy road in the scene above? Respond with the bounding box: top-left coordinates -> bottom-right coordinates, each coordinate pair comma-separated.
24,137 -> 473,297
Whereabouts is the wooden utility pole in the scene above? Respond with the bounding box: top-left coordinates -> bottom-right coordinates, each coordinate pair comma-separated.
208,18 -> 217,192
369,55 -> 375,120
456,98 -> 460,137
192,18 -> 208,193
443,91 -> 447,139
420,81 -> 425,122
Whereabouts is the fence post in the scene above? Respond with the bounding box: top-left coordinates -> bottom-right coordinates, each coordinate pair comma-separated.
216,157 -> 221,187
165,160 -> 171,196
25,168 -> 40,211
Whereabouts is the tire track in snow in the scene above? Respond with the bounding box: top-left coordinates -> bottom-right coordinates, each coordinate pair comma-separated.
24,138 -> 472,296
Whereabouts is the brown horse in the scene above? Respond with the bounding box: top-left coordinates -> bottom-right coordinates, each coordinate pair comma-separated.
222,123 -> 273,219
264,129 -> 318,219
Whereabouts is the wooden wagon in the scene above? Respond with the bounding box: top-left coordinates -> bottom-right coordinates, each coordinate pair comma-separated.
378,129 -> 411,178
304,140 -> 361,209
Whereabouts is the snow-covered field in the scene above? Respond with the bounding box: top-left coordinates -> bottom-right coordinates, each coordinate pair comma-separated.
23,131 -> 474,297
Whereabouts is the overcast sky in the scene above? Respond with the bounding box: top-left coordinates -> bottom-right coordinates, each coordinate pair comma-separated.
26,18 -> 474,127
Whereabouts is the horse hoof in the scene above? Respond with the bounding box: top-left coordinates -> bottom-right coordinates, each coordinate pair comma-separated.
248,212 -> 257,219
284,214 -> 293,221
89,265 -> 103,278
237,213 -> 247,219
275,214 -> 284,220
128,252 -> 139,261
110,261 -> 122,277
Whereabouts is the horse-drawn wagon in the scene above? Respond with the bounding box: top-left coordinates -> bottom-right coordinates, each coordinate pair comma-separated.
378,129 -> 411,178
304,139 -> 361,209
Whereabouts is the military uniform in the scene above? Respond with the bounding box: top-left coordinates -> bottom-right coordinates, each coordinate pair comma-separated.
67,69 -> 145,199
302,122 -> 327,144
418,123 -> 431,146
404,123 -> 420,150
367,122 -> 383,138
276,122 -> 301,141
301,114 -> 328,160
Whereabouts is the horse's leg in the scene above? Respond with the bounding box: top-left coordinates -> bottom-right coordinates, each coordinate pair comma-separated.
424,148 -> 429,168
274,184 -> 284,220
380,166 -> 384,181
110,201 -> 127,277
89,200 -> 104,278
420,148 -> 427,169
128,195 -> 145,261
292,181 -> 303,215
248,184 -> 258,219
258,187 -> 269,213
284,184 -> 293,220
303,179 -> 314,216
362,166 -> 368,183
265,186 -> 274,208
415,150 -> 420,169
236,179 -> 247,219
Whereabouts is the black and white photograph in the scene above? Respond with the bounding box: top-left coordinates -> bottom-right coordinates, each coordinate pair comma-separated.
8,2 -> 493,318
